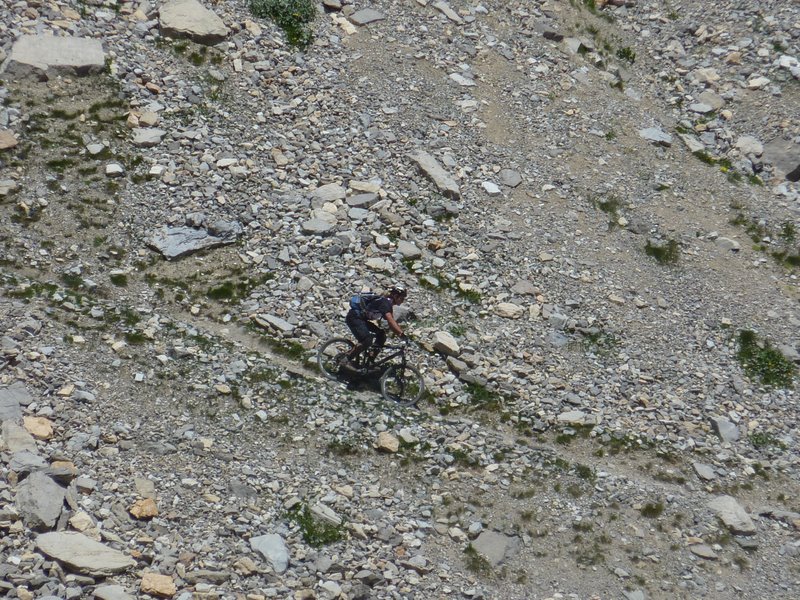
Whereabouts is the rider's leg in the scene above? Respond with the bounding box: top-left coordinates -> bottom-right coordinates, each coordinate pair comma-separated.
345,312 -> 374,364
367,323 -> 386,361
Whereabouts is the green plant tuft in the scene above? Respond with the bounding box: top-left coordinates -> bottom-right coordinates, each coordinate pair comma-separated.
736,330 -> 796,388
645,239 -> 680,264
249,0 -> 318,49
287,502 -> 345,547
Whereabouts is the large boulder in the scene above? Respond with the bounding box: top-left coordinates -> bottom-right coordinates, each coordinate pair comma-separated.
1,35 -> 106,80
35,532 -> 136,576
159,0 -> 230,45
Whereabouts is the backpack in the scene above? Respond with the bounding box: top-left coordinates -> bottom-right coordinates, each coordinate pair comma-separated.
349,292 -> 383,319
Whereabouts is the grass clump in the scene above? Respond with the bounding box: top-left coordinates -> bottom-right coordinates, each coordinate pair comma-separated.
736,330 -> 796,388
249,0 -> 317,49
640,501 -> 664,518
463,544 -> 492,576
747,431 -> 786,450
616,47 -> 636,63
645,239 -> 680,264
287,502 -> 345,547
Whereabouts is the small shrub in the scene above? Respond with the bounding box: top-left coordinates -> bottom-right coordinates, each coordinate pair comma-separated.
616,47 -> 636,63
736,329 -> 796,388
249,0 -> 318,48
463,544 -> 492,576
693,150 -> 716,165
287,502 -> 345,547
749,431 -> 787,450
109,273 -> 128,287
640,502 -> 664,518
645,239 -> 680,264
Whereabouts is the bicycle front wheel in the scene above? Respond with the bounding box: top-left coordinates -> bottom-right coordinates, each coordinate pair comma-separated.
380,365 -> 425,406
317,338 -> 355,380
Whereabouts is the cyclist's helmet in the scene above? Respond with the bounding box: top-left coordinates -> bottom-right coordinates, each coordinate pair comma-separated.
390,284 -> 407,299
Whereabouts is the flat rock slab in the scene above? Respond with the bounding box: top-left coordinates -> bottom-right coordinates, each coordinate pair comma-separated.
132,128 -> 166,147
16,472 -> 66,529
408,151 -> 460,199
250,533 -> 289,574
148,223 -> 241,260
94,585 -> 135,600
0,381 -> 31,422
639,127 -> 673,147
36,531 -> 135,575
350,8 -> 385,25
160,0 -> 230,45
708,495 -> 756,535
2,35 -> 105,80
471,530 -> 517,566
0,130 -> 18,150
2,421 -> 37,453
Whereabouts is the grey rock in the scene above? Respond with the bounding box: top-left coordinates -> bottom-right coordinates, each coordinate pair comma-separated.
311,183 -> 346,206
408,151 -> 460,199
346,193 -> 378,208
708,495 -> 757,535
350,9 -> 385,25
16,472 -> 66,529
94,584 -> 135,600
498,169 -> 522,187
715,237 -> 740,251
0,381 -> 30,422
132,128 -> 166,147
301,218 -> 336,234
690,544 -> 718,559
639,127 -> 673,147
397,240 -> 422,259
1,35 -> 106,80
433,1 -> 463,24
622,591 -> 646,600
692,462 -> 716,481
147,224 -> 240,260
762,137 -> 800,181
35,532 -> 136,575
0,179 -> 17,196
710,416 -> 739,442
250,533 -> 289,574
159,0 -> 230,45
433,331 -> 460,356
9,450 -> 48,475
1,421 -> 37,453
471,530 -> 517,567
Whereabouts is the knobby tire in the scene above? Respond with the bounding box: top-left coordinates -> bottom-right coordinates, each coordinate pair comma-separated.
380,364 -> 424,406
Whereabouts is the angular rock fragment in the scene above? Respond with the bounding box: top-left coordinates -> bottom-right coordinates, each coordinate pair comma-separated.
0,381 -> 29,422
140,572 -> 176,598
350,9 -> 385,25
471,530 -> 517,566
639,127 -> 672,147
708,495 -> 756,535
1,35 -> 106,80
16,472 -> 66,529
433,331 -> 460,356
408,151 -> 460,199
36,532 -> 135,575
250,534 -> 289,574
148,222 -> 241,260
159,0 -> 230,44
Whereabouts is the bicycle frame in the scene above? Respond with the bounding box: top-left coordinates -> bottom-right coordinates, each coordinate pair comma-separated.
359,342 -> 409,373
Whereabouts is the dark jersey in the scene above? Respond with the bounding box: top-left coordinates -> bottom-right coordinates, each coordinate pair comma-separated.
363,296 -> 392,321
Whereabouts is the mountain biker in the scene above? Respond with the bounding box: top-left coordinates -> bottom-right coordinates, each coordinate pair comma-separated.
345,285 -> 407,366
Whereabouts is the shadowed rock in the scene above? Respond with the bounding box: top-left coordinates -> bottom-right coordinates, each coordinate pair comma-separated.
147,221 -> 241,260
159,0 -> 230,45
35,532 -> 136,575
1,35 -> 106,80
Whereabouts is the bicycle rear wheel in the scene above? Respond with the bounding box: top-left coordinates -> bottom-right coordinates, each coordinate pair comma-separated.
317,338 -> 355,380
380,365 -> 424,406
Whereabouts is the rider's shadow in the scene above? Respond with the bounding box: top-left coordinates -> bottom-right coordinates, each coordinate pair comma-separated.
343,372 -> 382,395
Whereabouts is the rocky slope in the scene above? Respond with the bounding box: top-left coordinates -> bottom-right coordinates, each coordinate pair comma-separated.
1,0 -> 799,599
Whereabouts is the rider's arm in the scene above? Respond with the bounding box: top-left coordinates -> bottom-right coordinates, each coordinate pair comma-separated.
384,312 -> 404,337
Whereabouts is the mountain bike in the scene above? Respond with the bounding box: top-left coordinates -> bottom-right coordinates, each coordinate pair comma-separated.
317,337 -> 425,406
